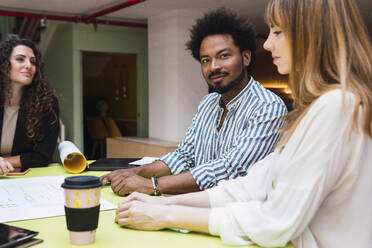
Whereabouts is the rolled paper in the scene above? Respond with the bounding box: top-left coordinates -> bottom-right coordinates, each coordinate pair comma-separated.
59,141 -> 87,173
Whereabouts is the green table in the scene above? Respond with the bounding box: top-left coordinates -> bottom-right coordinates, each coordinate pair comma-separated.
4,164 -> 293,248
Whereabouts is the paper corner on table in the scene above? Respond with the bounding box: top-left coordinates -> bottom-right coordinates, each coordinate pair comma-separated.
129,157 -> 159,165
0,175 -> 116,223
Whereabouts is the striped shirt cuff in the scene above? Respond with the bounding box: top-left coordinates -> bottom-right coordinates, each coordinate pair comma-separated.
190,163 -> 217,190
160,152 -> 190,175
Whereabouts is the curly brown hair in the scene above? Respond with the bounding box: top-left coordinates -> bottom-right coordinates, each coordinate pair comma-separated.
0,38 -> 57,144
186,8 -> 257,73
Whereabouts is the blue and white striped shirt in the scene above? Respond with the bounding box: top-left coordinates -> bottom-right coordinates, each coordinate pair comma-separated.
160,77 -> 288,190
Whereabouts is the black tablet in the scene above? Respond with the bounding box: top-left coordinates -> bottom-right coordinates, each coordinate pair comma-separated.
0,223 -> 39,248
87,158 -> 141,171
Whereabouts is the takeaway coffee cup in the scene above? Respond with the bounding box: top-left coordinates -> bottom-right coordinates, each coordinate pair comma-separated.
61,176 -> 103,245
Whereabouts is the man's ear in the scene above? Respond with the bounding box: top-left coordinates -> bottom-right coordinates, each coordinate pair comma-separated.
242,50 -> 251,67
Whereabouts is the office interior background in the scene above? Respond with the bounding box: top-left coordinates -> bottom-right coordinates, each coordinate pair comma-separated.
0,0 -> 371,159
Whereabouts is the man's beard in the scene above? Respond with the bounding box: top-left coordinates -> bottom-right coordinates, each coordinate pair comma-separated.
207,65 -> 246,94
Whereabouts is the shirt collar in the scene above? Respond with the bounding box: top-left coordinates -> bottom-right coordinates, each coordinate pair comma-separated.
218,76 -> 254,110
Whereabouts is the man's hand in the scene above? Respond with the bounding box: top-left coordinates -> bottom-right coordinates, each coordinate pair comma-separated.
100,167 -> 139,185
111,174 -> 153,196
0,157 -> 14,175
100,163 -> 199,195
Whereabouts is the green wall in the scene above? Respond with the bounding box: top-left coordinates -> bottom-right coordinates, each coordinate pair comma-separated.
44,23 -> 74,146
44,22 -> 148,152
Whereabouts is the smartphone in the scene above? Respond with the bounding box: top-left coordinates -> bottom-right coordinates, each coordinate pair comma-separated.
0,223 -> 38,248
7,168 -> 31,176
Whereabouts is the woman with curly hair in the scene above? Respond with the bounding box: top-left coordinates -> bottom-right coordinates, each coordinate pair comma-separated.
0,38 -> 59,175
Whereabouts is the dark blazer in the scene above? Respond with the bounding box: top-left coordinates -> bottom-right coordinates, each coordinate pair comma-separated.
0,97 -> 60,170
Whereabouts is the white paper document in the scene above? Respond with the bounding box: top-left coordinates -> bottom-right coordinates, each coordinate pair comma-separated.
129,157 -> 159,165
0,176 -> 116,223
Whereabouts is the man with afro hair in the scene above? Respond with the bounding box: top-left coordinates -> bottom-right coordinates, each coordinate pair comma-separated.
101,8 -> 287,196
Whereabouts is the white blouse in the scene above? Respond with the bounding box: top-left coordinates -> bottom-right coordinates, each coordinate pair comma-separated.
208,90 -> 372,248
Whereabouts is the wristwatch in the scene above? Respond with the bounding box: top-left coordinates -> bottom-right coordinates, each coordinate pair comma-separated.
151,175 -> 161,196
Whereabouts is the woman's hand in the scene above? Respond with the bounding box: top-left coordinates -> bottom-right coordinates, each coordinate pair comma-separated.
0,157 -> 14,175
119,192 -> 169,205
115,192 -> 210,233
115,200 -> 169,230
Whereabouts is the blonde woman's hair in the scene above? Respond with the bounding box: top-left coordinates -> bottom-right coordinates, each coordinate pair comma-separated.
265,0 -> 372,146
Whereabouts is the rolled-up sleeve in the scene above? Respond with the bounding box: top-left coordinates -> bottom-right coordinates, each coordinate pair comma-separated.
160,112 -> 197,174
